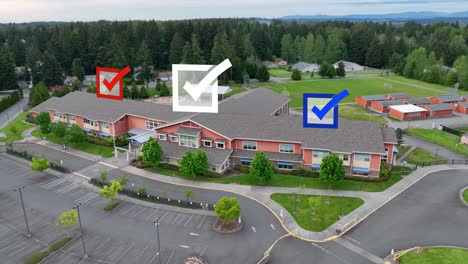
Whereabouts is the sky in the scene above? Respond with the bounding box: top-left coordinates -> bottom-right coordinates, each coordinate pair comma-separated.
1,0 -> 468,23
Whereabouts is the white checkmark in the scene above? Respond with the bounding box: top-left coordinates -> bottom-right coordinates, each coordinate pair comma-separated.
182,59 -> 232,101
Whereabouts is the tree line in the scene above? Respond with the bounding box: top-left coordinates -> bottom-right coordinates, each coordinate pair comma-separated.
0,19 -> 467,89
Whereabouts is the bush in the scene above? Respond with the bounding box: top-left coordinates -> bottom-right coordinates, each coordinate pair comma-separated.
137,155 -> 143,161
116,135 -> 129,146
160,163 -> 179,171
291,69 -> 302,80
236,165 -> 250,173
24,251 -> 50,264
48,237 -> 73,252
289,168 -> 320,178
137,187 -> 148,196
86,135 -> 113,147
104,201 -> 120,211
25,112 -> 36,124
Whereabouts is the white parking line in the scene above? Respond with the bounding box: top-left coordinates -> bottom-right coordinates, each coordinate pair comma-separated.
135,245 -> 148,258
179,245 -> 190,249
251,226 -> 256,233
199,247 -> 207,257
76,193 -> 99,204
8,243 -> 32,256
159,211 -> 169,221
166,250 -> 175,264
145,209 -> 159,221
119,205 -> 136,216
114,243 -> 135,263
270,224 -> 276,230
133,207 -> 147,217
311,242 -> 351,264
184,215 -> 193,227
170,213 -> 181,224
344,235 -> 361,245
56,254 -> 71,264
98,242 -> 120,262
41,179 -> 67,189
189,232 -> 199,236
197,215 -> 206,230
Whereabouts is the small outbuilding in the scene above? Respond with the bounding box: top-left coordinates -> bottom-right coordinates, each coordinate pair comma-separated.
455,101 -> 468,115
460,94 -> 468,102
421,103 -> 454,118
388,104 -> 428,121
291,62 -> 320,72
385,93 -> 410,101
461,134 -> 468,144
355,95 -> 388,107
371,100 -> 403,113
332,60 -> 365,71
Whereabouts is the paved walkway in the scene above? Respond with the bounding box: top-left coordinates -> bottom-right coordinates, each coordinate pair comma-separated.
20,139 -> 468,241
403,135 -> 465,161
396,146 -> 416,163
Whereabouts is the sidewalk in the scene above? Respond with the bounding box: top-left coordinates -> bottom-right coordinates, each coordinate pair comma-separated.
14,140 -> 468,242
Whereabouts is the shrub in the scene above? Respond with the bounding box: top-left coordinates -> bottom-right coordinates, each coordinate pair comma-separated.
291,69 -> 302,80
24,251 -> 50,264
104,201 -> 120,211
237,165 -> 250,173
48,237 -> 73,252
137,187 -> 148,196
137,155 -> 143,161
290,168 -> 320,177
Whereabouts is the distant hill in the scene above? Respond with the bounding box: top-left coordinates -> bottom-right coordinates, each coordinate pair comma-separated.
281,11 -> 468,22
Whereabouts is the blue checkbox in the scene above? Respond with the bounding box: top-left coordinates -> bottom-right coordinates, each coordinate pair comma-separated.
302,90 -> 349,129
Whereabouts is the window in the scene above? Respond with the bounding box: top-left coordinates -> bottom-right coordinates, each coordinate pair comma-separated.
240,158 -> 252,166
146,120 -> 159,130
408,112 -> 420,117
280,144 -> 294,153
102,122 -> 109,129
243,141 -> 257,150
83,118 -> 90,124
211,165 -> 217,172
343,154 -> 349,161
277,161 -> 293,170
216,142 -> 225,149
203,140 -> 211,147
313,150 -> 328,158
180,135 -> 197,148
170,135 -> 178,142
159,134 -> 166,140
354,153 -> 370,162
69,115 -> 75,121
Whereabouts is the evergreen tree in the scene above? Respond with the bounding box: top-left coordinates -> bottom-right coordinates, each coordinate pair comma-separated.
303,33 -> 315,63
319,62 -> 331,78
42,51 -> 63,87
280,34 -> 294,63
139,86 -> 149,98
336,62 -> 346,78
29,82 -> 50,107
169,32 -> 185,64
291,69 -> 302,81
256,65 -> 270,82
131,82 -> 139,99
123,84 -> 131,99
366,36 -> 385,68
313,34 -> 326,63
71,58 -> 85,81
160,82 -> 170,96
0,46 -> 17,90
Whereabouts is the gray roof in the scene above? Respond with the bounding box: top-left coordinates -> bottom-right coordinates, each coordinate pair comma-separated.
291,62 -> 320,72
424,103 -> 454,111
434,95 -> 462,103
360,95 -> 387,101
381,127 -> 398,144
459,102 -> 468,107
30,91 -> 191,123
386,93 -> 409,99
219,88 -> 290,115
157,140 -> 232,165
176,126 -> 201,136
231,150 -> 303,162
377,100 -> 404,107
184,114 -> 386,154
405,97 -> 431,105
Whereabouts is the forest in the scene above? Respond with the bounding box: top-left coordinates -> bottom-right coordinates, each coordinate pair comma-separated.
0,18 -> 467,90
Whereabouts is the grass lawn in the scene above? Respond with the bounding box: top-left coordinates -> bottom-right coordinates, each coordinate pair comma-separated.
463,189 -> 468,203
404,147 -> 447,165
269,68 -> 293,78
0,111 -> 33,143
406,128 -> 468,157
262,76 -> 448,108
456,127 -> 468,133
31,130 -> 115,158
270,193 -> 364,231
339,104 -> 387,125
399,247 -> 468,264
225,87 -> 248,97
396,145 -> 412,160
146,166 -> 412,192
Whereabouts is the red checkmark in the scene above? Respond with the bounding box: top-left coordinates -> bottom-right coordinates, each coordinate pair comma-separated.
102,66 -> 131,92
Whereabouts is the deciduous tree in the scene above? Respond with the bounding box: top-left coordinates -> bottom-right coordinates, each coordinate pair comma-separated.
250,152 -> 274,183
319,154 -> 346,189
214,197 -> 240,223
142,137 -> 163,167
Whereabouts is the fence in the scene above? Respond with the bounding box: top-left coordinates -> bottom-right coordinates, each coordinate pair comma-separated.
439,125 -> 464,136
90,178 -> 215,211
6,146 -> 70,173
415,159 -> 468,168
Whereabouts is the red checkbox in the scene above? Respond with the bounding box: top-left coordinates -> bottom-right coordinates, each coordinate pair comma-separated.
96,66 -> 131,100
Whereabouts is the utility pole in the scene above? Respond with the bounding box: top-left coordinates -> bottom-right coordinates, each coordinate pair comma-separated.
73,203 -> 88,259
14,186 -> 31,237
154,217 -> 162,264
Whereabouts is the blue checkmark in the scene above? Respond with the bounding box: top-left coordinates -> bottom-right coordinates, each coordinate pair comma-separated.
311,89 -> 349,120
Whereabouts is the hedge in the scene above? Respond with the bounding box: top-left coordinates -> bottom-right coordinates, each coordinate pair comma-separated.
48,237 -> 73,252
24,251 -> 50,264
6,147 -> 70,173
0,91 -> 20,113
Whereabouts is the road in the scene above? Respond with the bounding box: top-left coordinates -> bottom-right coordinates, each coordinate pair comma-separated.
403,135 -> 466,161
0,89 -> 29,130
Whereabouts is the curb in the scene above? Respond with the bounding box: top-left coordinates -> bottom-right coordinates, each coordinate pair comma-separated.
384,245 -> 468,263
459,186 -> 468,206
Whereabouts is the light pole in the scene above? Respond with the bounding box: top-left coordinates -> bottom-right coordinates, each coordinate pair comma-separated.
14,186 -> 31,237
154,217 -> 162,264
73,203 -> 88,259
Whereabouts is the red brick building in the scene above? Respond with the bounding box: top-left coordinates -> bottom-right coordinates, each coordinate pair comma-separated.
384,93 -> 410,101
421,104 -> 454,118
370,100 -> 403,113
455,102 -> 468,115
388,104 -> 428,121
355,95 -> 387,107
430,95 -> 462,106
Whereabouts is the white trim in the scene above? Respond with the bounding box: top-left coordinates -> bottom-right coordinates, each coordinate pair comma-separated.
216,142 -> 225,149
279,143 -> 294,153
156,119 -> 233,141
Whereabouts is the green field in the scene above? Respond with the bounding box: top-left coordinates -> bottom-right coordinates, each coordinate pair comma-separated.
270,193 -> 364,231
404,147 -> 447,165
0,112 -> 33,143
463,189 -> 468,203
31,130 -> 115,158
399,247 -> 468,264
407,128 -> 468,157
261,76 -> 449,108
338,104 -> 387,125
396,145 -> 412,160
